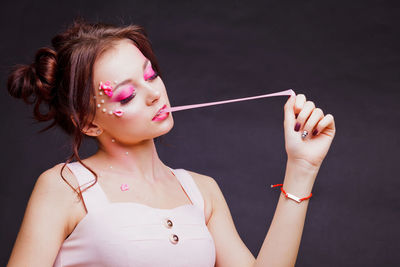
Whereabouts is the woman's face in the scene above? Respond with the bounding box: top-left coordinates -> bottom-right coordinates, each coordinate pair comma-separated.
91,39 -> 174,144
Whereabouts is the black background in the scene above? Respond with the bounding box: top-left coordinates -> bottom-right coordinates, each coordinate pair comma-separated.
1,0 -> 399,266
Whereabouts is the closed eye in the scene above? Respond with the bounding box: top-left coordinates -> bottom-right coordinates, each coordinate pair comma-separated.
144,63 -> 159,81
147,71 -> 159,81
120,91 -> 136,105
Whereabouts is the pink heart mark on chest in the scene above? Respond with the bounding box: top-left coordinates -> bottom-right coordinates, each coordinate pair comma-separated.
120,183 -> 130,191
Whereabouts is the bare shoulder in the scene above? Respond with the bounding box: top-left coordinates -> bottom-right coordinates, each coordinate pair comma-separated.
185,170 -> 222,199
186,171 -> 256,266
38,162 -> 79,191
185,171 -> 255,267
184,170 -> 221,225
185,170 -> 217,189
35,163 -> 84,233
6,163 -> 82,266
36,163 -> 80,205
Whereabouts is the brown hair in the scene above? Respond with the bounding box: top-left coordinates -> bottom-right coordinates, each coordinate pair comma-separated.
7,17 -> 164,212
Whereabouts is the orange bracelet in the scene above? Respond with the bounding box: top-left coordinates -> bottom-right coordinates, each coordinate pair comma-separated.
270,184 -> 312,203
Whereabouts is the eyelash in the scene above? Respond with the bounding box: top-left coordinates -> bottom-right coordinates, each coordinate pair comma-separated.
147,70 -> 159,81
119,70 -> 159,105
120,91 -> 136,105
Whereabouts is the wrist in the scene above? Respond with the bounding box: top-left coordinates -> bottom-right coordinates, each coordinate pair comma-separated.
282,159 -> 319,197
287,157 -> 321,174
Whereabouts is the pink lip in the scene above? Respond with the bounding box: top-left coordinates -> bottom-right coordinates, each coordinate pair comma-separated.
152,104 -> 168,121
152,112 -> 169,121
113,109 -> 124,117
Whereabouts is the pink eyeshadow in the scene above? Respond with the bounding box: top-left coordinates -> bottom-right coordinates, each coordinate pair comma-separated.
114,86 -> 135,101
143,66 -> 155,80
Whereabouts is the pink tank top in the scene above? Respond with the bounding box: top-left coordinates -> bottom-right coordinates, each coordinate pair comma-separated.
53,161 -> 216,267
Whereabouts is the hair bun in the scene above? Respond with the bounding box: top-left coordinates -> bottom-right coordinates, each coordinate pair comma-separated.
7,47 -> 58,121
34,47 -> 57,92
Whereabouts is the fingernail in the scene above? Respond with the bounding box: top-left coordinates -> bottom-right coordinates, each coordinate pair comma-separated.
312,129 -> 318,136
294,122 -> 301,132
295,113 -> 298,119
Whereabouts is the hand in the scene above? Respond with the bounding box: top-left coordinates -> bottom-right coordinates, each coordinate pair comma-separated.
283,94 -> 336,170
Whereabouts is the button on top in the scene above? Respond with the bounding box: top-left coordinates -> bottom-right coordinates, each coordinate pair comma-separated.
169,234 -> 179,244
163,218 -> 173,228
166,219 -> 173,227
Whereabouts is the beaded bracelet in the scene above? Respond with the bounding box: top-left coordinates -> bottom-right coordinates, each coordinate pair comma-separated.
270,184 -> 312,203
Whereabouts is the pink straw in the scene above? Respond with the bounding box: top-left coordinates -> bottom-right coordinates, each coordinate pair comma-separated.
163,89 -> 296,113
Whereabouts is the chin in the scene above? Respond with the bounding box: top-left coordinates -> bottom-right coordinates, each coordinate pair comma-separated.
155,116 -> 174,138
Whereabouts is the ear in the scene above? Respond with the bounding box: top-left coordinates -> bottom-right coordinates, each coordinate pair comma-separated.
70,115 -> 103,137
82,122 -> 103,137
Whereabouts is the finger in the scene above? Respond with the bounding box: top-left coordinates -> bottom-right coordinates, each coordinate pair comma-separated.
295,100 -> 315,132
302,108 -> 324,138
284,94 -> 296,128
313,114 -> 336,136
294,94 -> 306,117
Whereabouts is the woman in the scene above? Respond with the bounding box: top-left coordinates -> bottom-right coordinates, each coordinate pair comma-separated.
6,18 -> 336,267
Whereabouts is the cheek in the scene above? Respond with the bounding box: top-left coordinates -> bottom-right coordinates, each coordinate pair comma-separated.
100,105 -> 145,130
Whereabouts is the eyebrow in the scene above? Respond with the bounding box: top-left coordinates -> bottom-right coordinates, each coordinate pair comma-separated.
112,59 -> 150,93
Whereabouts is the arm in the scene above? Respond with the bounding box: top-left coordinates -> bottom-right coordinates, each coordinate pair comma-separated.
206,160 -> 318,267
253,159 -> 319,267
206,176 -> 256,267
7,165 -> 75,267
252,93 -> 335,266
208,93 -> 335,267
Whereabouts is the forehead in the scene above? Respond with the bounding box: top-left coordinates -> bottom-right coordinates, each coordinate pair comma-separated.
93,39 -> 146,85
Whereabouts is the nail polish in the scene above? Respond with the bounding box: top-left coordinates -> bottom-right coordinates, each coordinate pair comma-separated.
312,129 -> 318,136
295,122 -> 301,132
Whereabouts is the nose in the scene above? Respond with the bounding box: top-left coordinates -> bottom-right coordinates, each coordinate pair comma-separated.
144,84 -> 161,105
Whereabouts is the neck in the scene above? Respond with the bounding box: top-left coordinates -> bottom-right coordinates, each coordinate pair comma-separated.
91,138 -> 169,184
